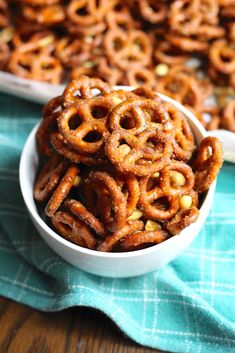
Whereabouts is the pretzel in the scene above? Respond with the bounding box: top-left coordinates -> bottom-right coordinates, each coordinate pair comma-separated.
116,175 -> 140,216
42,95 -> 63,118
222,100 -> 235,132
105,5 -> 138,32
50,132 -> 105,165
104,29 -> 152,70
166,207 -> 199,235
12,30 -> 56,53
209,39 -> 235,74
21,4 -> 65,25
138,0 -> 167,24
67,21 -> 106,37
132,86 -> 161,101
58,96 -> 114,154
97,220 -> 144,252
166,34 -> 208,53
172,114 -> 195,161
52,211 -> 96,249
194,136 -> 223,193
154,41 -> 189,66
36,112 -> 57,156
8,36 -> 62,83
126,67 -> 156,87
34,156 -> 68,201
31,55 -> 63,84
105,128 -> 173,176
66,0 -> 113,27
45,164 -> 79,217
159,161 -> 195,196
62,76 -> 111,107
138,175 -> 180,221
108,98 -> 170,135
55,37 -> 91,68
121,229 -> 168,250
157,70 -> 204,111
169,0 -> 201,36
64,199 -> 105,236
84,171 -> 127,232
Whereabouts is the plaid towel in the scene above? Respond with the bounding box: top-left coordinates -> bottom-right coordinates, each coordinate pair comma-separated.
0,92 -> 235,353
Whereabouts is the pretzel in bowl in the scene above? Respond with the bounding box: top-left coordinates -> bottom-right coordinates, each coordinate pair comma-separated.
58,95 -> 115,154
193,136 -> 223,193
62,76 -> 111,106
105,128 -> 173,176
52,211 -> 97,249
34,77 -> 223,252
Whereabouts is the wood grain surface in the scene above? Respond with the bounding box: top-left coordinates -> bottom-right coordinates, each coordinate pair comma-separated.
0,297 -> 166,353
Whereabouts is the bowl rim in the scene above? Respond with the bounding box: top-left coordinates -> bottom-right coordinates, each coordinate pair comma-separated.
19,90 -> 215,259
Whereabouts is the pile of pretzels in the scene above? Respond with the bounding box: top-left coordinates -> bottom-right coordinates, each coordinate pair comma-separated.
33,77 -> 223,252
0,0 -> 235,131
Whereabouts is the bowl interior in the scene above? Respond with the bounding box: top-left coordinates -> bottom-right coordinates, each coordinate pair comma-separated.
19,88 -> 213,259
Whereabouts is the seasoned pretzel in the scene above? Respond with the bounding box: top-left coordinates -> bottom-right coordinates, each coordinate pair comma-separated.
132,86 -> 161,101
50,132 -> 105,165
157,71 -> 204,111
66,0 -> 108,26
45,165 -> 79,217
52,211 -> 96,249
194,136 -> 223,193
138,173 -> 180,221
84,171 -> 127,232
64,199 -> 105,236
138,0 -> 167,24
34,156 -> 68,201
36,113 -> 57,156
154,41 -> 189,66
106,5 -> 138,32
126,67 -> 156,87
209,39 -> 235,74
97,220 -> 144,252
58,96 -> 114,154
63,76 -> 111,107
121,229 -> 168,250
166,207 -> 199,235
55,37 -> 91,68
169,0 -> 202,36
167,34 -> 208,53
8,40 -> 63,84
222,100 -> 235,132
104,29 -> 152,70
12,30 -> 56,53
42,95 -> 63,118
159,161 -> 195,196
21,4 -> 65,25
116,175 -> 140,216
108,98 -> 170,135
172,114 -> 195,161
105,128 -> 173,176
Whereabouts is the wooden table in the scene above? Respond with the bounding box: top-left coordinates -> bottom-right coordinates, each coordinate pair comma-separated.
0,297 -> 166,353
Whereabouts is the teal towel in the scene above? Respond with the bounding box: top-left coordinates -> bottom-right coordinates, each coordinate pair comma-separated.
0,92 -> 235,353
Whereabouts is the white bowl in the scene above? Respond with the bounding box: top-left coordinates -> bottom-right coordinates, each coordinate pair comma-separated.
19,90 -> 215,278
